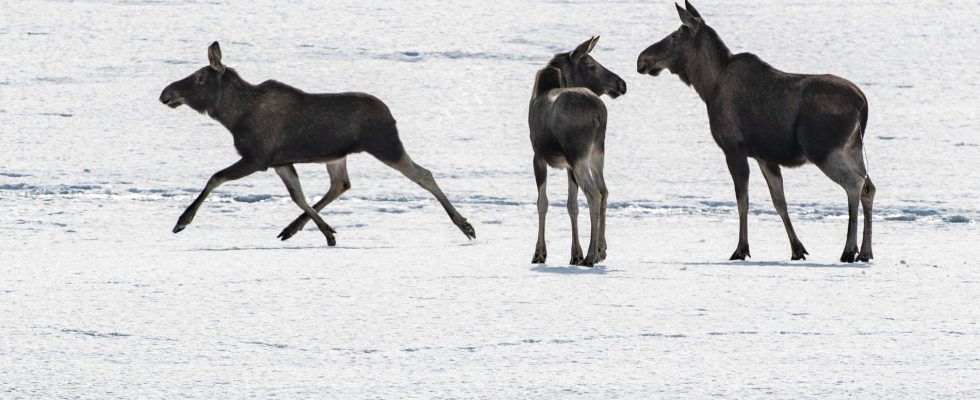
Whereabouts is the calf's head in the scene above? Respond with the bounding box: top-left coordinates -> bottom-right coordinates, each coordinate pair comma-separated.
159,42 -> 227,112
636,1 -> 705,85
550,36 -> 627,98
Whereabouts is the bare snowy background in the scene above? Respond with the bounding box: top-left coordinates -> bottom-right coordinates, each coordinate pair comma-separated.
2,0 -> 979,398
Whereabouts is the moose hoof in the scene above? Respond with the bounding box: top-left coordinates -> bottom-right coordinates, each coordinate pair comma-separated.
840,248 -> 858,263
729,246 -> 750,261
326,235 -> 337,247
857,250 -> 873,263
569,254 -> 584,265
791,244 -> 809,261
598,247 -> 607,262
278,222 -> 303,241
172,223 -> 186,234
532,251 -> 547,264
458,220 -> 476,240
579,256 -> 597,268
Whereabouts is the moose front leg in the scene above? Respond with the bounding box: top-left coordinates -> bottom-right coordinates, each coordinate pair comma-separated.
174,158 -> 260,234
726,154 -> 751,260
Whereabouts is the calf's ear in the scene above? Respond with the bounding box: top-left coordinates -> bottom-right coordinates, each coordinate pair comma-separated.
208,41 -> 225,73
570,36 -> 597,61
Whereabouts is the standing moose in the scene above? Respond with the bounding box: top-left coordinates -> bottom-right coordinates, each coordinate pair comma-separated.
529,37 -> 627,267
159,42 -> 475,246
637,2 -> 876,262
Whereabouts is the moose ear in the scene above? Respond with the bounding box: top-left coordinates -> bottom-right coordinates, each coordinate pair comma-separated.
685,0 -> 703,20
676,3 -> 703,34
208,41 -> 225,72
570,36 -> 597,61
587,36 -> 600,53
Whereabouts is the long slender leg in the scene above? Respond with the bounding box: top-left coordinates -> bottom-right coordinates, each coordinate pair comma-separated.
279,159 -> 350,241
858,176 -> 875,262
849,140 -> 875,262
591,151 -> 608,262
174,158 -> 260,233
816,151 -> 865,263
532,157 -> 548,263
274,165 -> 337,246
726,154 -> 751,260
566,170 -> 583,265
572,160 -> 601,267
757,160 -> 808,260
383,154 -> 476,239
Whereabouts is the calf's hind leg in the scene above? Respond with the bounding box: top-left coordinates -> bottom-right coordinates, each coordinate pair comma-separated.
572,160 -> 601,267
383,153 -> 476,240
274,165 -> 337,246
532,157 -> 548,263
279,159 -> 350,241
566,170 -> 584,265
591,151 -> 608,262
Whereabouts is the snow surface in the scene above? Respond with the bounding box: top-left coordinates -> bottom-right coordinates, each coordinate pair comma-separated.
2,0 -> 979,398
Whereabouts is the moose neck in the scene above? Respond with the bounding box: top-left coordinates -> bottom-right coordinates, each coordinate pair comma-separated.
532,67 -> 564,100
546,56 -> 585,93
206,69 -> 257,130
684,27 -> 732,102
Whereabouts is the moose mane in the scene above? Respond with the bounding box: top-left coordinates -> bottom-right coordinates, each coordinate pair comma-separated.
682,25 -> 733,88
533,66 -> 565,98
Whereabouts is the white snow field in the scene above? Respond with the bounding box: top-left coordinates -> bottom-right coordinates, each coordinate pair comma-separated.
2,0 -> 979,398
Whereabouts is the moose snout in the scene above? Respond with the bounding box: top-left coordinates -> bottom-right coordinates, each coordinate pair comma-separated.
616,79 -> 627,96
637,57 -> 650,74
159,87 -> 182,108
609,77 -> 627,99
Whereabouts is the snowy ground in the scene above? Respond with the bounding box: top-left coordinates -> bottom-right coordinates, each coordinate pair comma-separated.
2,1 -> 979,398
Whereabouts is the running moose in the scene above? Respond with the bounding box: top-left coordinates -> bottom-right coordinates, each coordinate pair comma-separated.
159,42 -> 475,246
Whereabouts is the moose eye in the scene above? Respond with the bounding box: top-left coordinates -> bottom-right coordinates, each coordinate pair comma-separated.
195,74 -> 206,85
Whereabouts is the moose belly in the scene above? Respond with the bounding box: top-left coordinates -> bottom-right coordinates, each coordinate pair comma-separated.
742,133 -> 808,167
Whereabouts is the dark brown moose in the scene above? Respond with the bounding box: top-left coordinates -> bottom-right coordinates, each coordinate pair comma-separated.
637,2 -> 875,263
529,37 -> 627,267
159,42 -> 475,246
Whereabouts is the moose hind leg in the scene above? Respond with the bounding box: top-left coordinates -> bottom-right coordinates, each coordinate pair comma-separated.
279,159 -> 350,241
858,176 -> 875,262
384,154 -> 476,240
532,157 -> 548,264
274,165 -> 337,246
758,160 -> 808,260
572,161 -> 601,267
566,170 -> 583,265
817,151 -> 865,263
591,151 -> 608,262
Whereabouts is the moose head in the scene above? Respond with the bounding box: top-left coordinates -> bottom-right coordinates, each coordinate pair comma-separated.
159,42 -> 230,113
550,36 -> 627,99
636,1 -> 712,86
